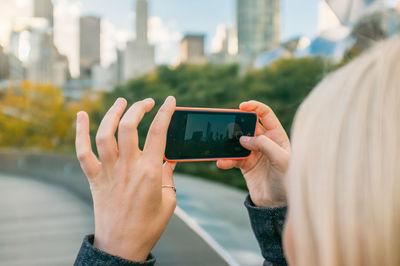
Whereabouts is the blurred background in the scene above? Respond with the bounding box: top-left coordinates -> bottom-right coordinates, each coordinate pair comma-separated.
0,0 -> 399,265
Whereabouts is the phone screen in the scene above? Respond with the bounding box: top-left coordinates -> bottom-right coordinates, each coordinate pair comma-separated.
165,109 -> 257,161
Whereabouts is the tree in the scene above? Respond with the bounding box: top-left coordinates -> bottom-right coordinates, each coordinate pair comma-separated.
0,81 -> 101,151
101,57 -> 333,189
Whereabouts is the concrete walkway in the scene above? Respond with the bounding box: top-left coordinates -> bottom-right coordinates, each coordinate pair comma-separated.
0,150 -> 264,266
0,174 -> 231,266
0,174 -> 93,266
174,174 -> 264,266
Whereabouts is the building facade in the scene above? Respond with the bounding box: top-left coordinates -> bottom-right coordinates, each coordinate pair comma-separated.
326,0 -> 385,25
9,18 -> 69,85
79,16 -> 101,79
0,46 -> 10,80
9,54 -> 24,81
123,0 -> 155,81
26,30 -> 53,84
1,1 -> 70,85
34,0 -> 54,27
136,0 -> 148,42
210,25 -> 238,65
318,1 -> 341,33
52,45 -> 70,87
236,0 -> 280,67
180,34 -> 207,64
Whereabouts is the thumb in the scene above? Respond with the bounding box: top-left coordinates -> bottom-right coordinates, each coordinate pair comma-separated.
240,135 -> 289,168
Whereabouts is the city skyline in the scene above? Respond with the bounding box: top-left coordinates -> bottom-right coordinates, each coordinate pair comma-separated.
0,0 -> 334,72
0,0 -> 398,83
77,0 -> 316,67
76,0 -> 398,48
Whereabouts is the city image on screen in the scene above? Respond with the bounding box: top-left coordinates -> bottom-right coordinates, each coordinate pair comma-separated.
165,110 -> 257,160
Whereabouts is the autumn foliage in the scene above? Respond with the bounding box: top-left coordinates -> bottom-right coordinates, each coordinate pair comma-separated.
0,81 -> 101,151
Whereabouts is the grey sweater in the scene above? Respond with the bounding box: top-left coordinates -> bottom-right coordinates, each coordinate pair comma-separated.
74,196 -> 288,266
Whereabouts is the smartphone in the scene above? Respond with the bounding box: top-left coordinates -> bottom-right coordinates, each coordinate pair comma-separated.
164,107 -> 258,162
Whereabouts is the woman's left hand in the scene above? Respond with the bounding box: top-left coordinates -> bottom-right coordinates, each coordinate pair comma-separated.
75,96 -> 177,262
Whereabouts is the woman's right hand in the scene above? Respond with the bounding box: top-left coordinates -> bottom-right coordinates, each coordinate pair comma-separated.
217,101 -> 290,207
75,97 -> 177,262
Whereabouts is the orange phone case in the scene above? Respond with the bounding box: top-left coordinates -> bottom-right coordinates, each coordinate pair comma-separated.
164,107 -> 259,162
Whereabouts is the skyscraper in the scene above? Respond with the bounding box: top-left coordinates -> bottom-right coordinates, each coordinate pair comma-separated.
210,25 -> 238,65
180,34 -> 207,64
136,0 -> 148,42
79,16 -> 101,79
236,0 -> 280,66
0,45 -> 10,80
27,30 -> 54,84
34,0 -> 54,27
8,18 -> 70,85
123,0 -> 155,81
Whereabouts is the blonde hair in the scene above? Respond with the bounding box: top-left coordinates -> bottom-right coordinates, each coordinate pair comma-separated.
287,36 -> 400,266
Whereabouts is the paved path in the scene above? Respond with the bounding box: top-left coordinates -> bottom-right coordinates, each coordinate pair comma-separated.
0,150 -> 263,266
174,174 -> 264,266
0,174 -> 230,266
0,175 -> 93,266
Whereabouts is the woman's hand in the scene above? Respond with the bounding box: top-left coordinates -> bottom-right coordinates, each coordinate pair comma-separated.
217,101 -> 290,207
75,96 -> 177,262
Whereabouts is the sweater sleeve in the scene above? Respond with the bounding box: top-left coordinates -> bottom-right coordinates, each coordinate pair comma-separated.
244,195 -> 288,266
74,235 -> 156,266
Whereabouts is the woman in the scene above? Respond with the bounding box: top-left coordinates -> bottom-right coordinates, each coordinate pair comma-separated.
74,36 -> 400,266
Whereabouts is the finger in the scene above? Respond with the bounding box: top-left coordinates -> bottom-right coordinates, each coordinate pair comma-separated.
216,160 -> 238,170
240,135 -> 289,171
76,111 -> 101,179
240,101 -> 281,131
162,162 -> 177,210
143,96 -> 176,163
118,98 -> 155,160
240,101 -> 290,149
255,122 -> 265,135
162,162 -> 176,186
96,98 -> 127,166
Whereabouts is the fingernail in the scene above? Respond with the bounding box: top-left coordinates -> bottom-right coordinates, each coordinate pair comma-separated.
144,97 -> 154,103
76,111 -> 84,122
114,97 -> 125,106
165,96 -> 174,104
240,136 -> 251,142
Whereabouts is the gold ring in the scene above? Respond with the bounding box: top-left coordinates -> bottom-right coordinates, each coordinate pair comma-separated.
161,185 -> 176,193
